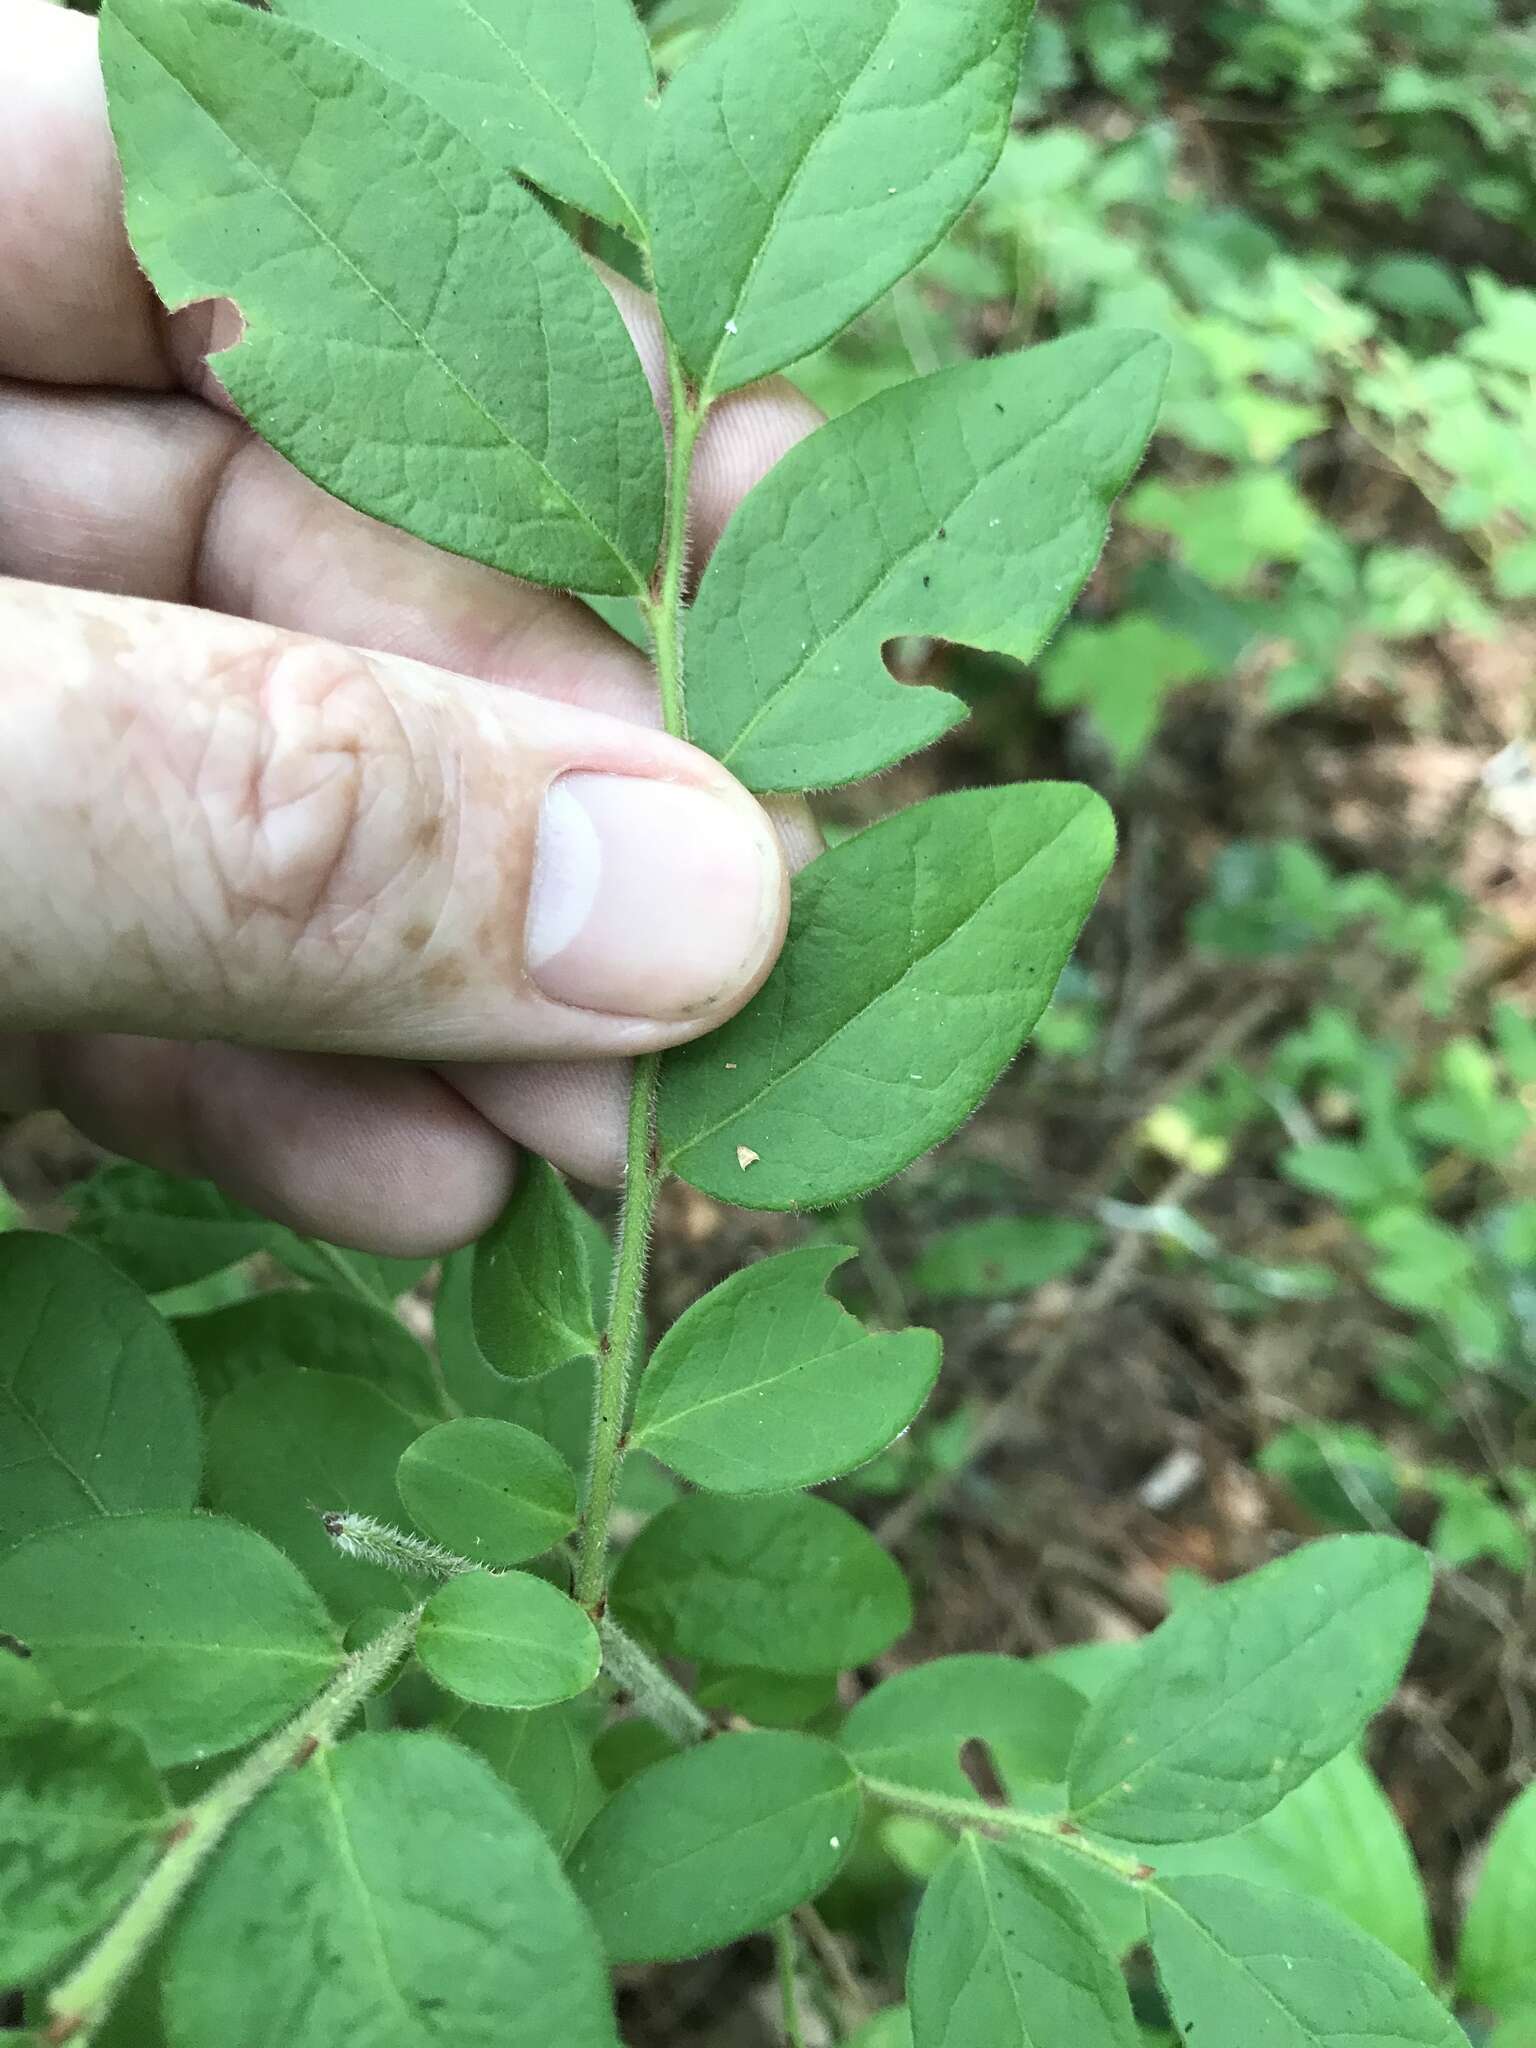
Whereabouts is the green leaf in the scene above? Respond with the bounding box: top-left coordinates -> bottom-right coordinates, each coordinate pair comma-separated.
612,1491 -> 910,1673
1149,1876 -> 1465,2048
631,1246 -> 940,1492
472,1159 -> 601,1381
688,333 -> 1168,790
175,1289 -> 442,1422
841,1654 -> 1088,1799
1154,1749 -> 1432,1978
416,1570 -> 600,1709
397,1417 -> 578,1566
437,1699 -> 604,1855
204,1369 -> 425,1619
850,2016 -> 914,2048
164,1731 -> 618,2048
693,1665 -> 839,1728
649,0 -> 1029,393
659,786 -> 1115,1209
1460,1781 -> 1536,2014
268,1240 -> 432,1307
69,1165 -> 275,1292
1127,472 -> 1321,588
0,1714 -> 168,1985
0,1513 -> 339,1766
0,1644 -> 59,1728
101,0 -> 663,595
567,1729 -> 860,1962
908,1836 -> 1139,2048
910,1216 -> 1102,1303
269,0 -> 654,235
0,1232 -> 201,1546
1067,1538 -> 1432,1843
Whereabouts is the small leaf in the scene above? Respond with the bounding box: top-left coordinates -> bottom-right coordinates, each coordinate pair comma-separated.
694,1665 -> 839,1729
841,1654 -> 1088,1799
472,1159 -> 600,1381
0,1714 -> 168,1985
164,1731 -> 618,2048
438,1698 -> 604,1856
631,1246 -> 940,1492
416,1570 -> 600,1709
612,1491 -> 910,1673
102,0 -> 663,594
0,1513 -> 339,1766
659,786 -> 1115,1209
175,1288 -> 442,1421
908,1836 -> 1139,2048
688,334 -> 1169,790
1067,1537 -> 1432,1842
204,1369 -> 426,1619
69,1164 -> 277,1291
397,1417 -> 578,1566
1041,616 -> 1213,770
1149,1876 -> 1465,2048
1460,1780 -> 1536,2015
850,2016 -> 914,2048
649,0 -> 1029,393
567,1730 -> 860,1962
0,1232 -> 201,1546
910,1216 -> 1102,1303
269,0 -> 654,235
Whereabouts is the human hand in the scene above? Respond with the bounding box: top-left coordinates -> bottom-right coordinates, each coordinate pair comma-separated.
0,0 -> 820,1254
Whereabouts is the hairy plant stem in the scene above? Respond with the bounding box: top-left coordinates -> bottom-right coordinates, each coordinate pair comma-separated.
858,1776 -> 1155,1887
44,1607 -> 422,2047
599,1614 -> 712,1746
575,339 -> 707,1617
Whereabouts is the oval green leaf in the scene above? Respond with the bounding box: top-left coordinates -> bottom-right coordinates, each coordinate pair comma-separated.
611,1491 -> 911,1674
649,0 -> 1028,394
688,333 -> 1169,791
908,1836 -> 1138,2048
102,0 -> 664,595
164,1731 -> 618,2048
0,1232 -> 201,1546
416,1570 -> 599,1709
660,786 -> 1114,1210
1,1714 -> 168,1986
841,1654 -> 1088,1801
471,1158 -> 600,1381
0,1513 -> 339,1766
631,1246 -> 940,1493
1148,1876 -> 1465,2048
1067,1537 -> 1433,1842
568,1729 -> 860,1963
438,1699 -> 604,1857
397,1417 -> 578,1566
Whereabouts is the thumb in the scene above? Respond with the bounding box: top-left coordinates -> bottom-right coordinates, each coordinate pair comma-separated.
0,580 -> 788,1059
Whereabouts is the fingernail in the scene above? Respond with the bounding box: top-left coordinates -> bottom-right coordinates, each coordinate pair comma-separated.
526,773 -> 785,1020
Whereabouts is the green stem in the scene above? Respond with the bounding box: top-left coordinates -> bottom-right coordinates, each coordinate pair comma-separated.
774,1918 -> 809,2048
858,1776 -> 1154,1886
599,1614 -> 712,1747
45,1607 -> 422,2046
576,333 -> 706,1616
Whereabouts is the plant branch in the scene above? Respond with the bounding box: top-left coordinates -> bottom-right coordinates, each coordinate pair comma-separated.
576,329 -> 707,1616
858,1774 -> 1154,1886
598,1614 -> 712,1746
44,1607 -> 422,2047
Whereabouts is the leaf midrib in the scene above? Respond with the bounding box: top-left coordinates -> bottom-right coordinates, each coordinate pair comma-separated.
124,18 -> 639,590
664,800 -> 1095,1167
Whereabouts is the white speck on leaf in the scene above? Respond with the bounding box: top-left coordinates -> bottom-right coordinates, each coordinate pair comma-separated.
736,1146 -> 760,1171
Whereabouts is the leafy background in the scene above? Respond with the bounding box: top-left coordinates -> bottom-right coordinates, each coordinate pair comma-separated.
13,0 -> 1536,2040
